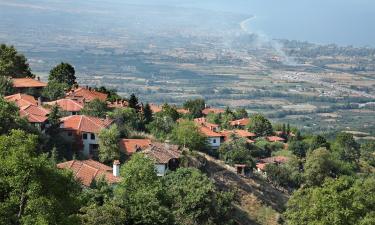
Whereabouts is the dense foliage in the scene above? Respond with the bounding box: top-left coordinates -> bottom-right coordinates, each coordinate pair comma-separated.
0,44 -> 33,78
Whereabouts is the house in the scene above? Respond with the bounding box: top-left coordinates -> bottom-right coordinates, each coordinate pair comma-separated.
5,93 -> 50,130
60,115 -> 113,157
45,98 -> 84,115
4,93 -> 37,107
199,126 -> 224,150
230,118 -> 250,129
12,77 -> 47,93
177,108 -> 189,114
108,99 -> 128,109
194,117 -> 220,132
256,156 -> 289,175
142,142 -> 181,176
149,104 -> 162,113
57,159 -> 121,187
202,107 -> 225,116
220,129 -> 256,142
119,138 -> 152,156
19,104 -> 50,130
266,136 -> 286,143
65,86 -> 108,102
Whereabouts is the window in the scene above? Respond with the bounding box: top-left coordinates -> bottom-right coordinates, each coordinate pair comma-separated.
213,139 -> 216,144
67,132 -> 72,137
91,133 -> 95,140
82,133 -> 87,139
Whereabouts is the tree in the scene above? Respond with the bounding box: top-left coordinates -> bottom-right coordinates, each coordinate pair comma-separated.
264,157 -> 302,189
285,175 -> 375,225
0,97 -> 33,135
247,114 -> 273,137
42,81 -> 69,101
147,115 -> 175,140
163,168 -> 234,225
289,140 -> 308,158
81,99 -> 109,118
128,93 -> 140,111
220,108 -> 235,129
46,104 -> 62,136
48,62 -> 76,86
234,108 -> 248,119
206,112 -> 221,125
0,76 -> 14,96
170,120 -> 207,151
0,130 -> 82,225
183,99 -> 205,118
143,103 -> 153,124
219,135 -> 255,168
80,202 -> 126,225
108,107 -> 141,133
159,103 -> 180,121
360,141 -> 375,168
333,132 -> 360,165
0,44 -> 33,78
98,125 -> 120,164
94,86 -> 122,102
115,154 -> 173,225
304,148 -> 353,187
309,135 -> 329,151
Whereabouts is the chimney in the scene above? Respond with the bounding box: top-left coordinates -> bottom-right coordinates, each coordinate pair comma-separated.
37,76 -> 40,81
113,160 -> 120,177
37,97 -> 42,106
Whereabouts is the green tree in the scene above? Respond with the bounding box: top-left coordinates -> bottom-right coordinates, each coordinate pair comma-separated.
220,108 -> 235,129
80,202 -> 126,225
333,132 -> 360,165
0,130 -> 82,225
289,140 -> 308,158
143,102 -> 153,124
247,114 -> 273,137
234,108 -> 248,119
98,125 -> 120,164
309,135 -> 329,151
42,81 -> 69,101
81,99 -> 109,118
206,112 -> 221,125
159,103 -> 180,121
183,98 -> 205,118
0,44 -> 33,78
147,115 -> 175,140
360,141 -> 375,168
219,135 -> 255,168
0,76 -> 14,96
128,93 -> 140,111
264,157 -> 302,189
48,62 -> 76,86
170,120 -> 207,150
285,175 -> 375,225
108,107 -> 141,133
0,97 -> 33,135
46,104 -> 62,136
163,168 -> 234,225
94,86 -> 122,102
115,154 -> 173,225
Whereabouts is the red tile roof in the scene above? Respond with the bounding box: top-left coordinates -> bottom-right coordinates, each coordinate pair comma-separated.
150,104 -> 162,113
202,107 -> 225,115
57,159 -> 120,186
194,117 -> 219,129
177,108 -> 189,114
4,93 -> 37,107
119,139 -> 152,155
19,104 -> 50,123
12,78 -> 47,88
45,98 -> 84,112
256,163 -> 267,171
66,87 -> 108,102
107,100 -> 128,109
199,126 -> 223,137
266,136 -> 286,142
61,115 -> 113,133
220,129 -> 256,141
142,143 -> 181,164
230,118 -> 251,127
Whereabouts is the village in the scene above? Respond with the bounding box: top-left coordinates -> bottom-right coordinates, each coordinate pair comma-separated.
4,76 -> 294,187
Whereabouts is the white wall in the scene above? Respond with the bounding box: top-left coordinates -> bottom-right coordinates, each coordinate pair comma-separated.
207,137 -> 221,149
81,132 -> 98,156
155,164 -> 167,176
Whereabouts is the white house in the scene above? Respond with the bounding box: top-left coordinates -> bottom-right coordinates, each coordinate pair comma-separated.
142,143 -> 181,176
199,126 -> 223,150
60,115 -> 113,157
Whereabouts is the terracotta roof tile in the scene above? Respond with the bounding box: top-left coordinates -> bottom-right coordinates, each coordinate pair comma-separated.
61,115 -> 113,133
45,99 -> 84,112
194,117 -> 219,129
199,126 -> 223,137
260,156 -> 289,164
66,87 -> 108,102
57,159 -> 120,187
4,93 -> 37,107
19,104 -> 50,123
119,139 -> 152,155
142,143 -> 181,164
150,104 -> 162,113
266,136 -> 286,142
202,107 -> 225,115
230,118 -> 251,127
12,78 -> 47,88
